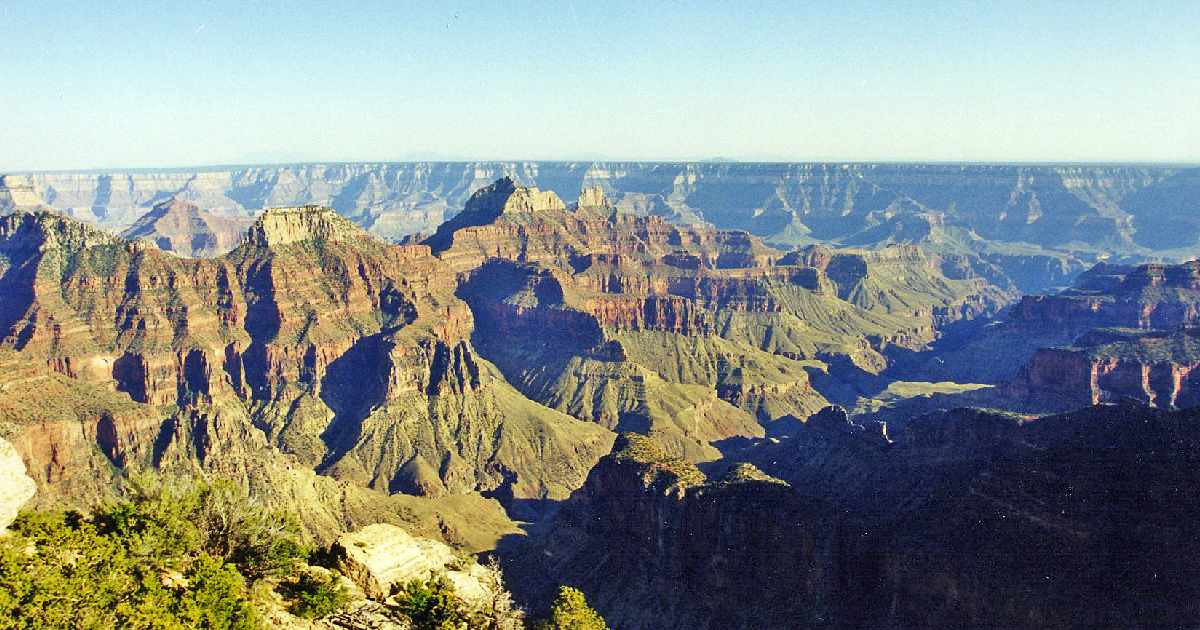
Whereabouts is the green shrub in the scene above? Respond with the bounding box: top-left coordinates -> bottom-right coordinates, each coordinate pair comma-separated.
538,586 -> 608,630
280,571 -> 350,619
392,575 -> 470,630
99,475 -> 307,580
0,476 -> 308,629
0,510 -> 258,629
173,554 -> 259,629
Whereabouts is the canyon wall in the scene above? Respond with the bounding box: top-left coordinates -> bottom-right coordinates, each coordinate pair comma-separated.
4,163 -> 1197,259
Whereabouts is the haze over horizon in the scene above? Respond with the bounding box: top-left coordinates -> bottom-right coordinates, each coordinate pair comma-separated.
2,1 -> 1198,171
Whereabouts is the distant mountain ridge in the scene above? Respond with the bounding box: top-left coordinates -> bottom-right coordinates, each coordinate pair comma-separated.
4,162 -> 1199,263
120,197 -> 252,257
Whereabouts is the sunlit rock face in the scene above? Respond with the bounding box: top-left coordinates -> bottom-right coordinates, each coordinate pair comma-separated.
0,437 -> 36,532
0,205 -> 613,523
332,522 -> 496,603
990,260 -> 1200,409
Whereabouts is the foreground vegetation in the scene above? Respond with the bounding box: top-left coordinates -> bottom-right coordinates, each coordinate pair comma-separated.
0,476 -> 607,629
0,477 -> 302,628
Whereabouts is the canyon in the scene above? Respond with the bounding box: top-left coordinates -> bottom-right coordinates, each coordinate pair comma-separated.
5,163 -> 1200,290
533,402 -> 1200,629
2,171 -> 1200,628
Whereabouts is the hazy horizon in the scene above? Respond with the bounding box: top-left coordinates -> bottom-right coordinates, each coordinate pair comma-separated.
7,157 -> 1200,176
3,1 -> 1198,171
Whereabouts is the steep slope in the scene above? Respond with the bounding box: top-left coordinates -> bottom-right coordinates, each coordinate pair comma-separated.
121,197 -> 252,257
900,259 -> 1200,410
426,178 -> 1013,459
519,404 -> 1200,629
507,434 -> 840,630
0,207 -> 613,528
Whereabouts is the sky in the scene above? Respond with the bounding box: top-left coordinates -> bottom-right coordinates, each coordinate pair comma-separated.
1,1 -> 1198,171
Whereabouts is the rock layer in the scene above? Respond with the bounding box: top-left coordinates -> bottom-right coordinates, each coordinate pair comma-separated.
332,523 -> 493,603
437,179 -> 1012,455
0,205 -> 612,526
121,198 -> 252,257
8,163 -> 1199,261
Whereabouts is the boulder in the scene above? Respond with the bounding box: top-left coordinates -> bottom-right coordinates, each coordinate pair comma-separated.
332,523 -> 492,603
0,437 -> 36,532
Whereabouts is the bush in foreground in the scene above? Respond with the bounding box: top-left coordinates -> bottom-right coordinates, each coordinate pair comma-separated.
0,476 -> 307,629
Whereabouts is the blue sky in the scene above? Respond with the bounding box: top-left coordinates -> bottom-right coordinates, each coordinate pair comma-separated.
1,1 -> 1198,170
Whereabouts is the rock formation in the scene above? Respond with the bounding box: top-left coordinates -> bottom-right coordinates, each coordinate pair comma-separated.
0,175 -> 45,213
0,204 -> 612,530
509,433 -> 838,629
6,163 -> 1196,256
517,404 -> 1200,629
333,523 -> 494,603
0,437 -> 36,532
121,197 -> 252,257
4,167 -> 1200,628
907,259 -> 1200,410
427,179 -> 1011,459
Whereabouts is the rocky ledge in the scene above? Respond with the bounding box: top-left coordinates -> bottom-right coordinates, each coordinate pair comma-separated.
244,205 -> 362,248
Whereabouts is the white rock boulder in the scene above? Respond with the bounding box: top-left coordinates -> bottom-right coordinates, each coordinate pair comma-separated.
0,437 -> 36,532
332,523 -> 492,603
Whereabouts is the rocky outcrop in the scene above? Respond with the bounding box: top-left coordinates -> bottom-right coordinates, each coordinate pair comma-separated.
0,205 -> 613,525
511,433 -> 839,630
528,404 -> 1200,629
1005,329 -> 1200,409
968,260 -> 1200,410
0,437 -> 36,532
245,205 -> 362,248
121,198 -> 252,257
0,175 -> 45,212
332,523 -> 493,603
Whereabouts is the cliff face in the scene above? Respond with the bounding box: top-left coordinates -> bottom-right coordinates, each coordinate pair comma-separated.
1012,260 -> 1200,328
1006,329 -> 1200,408
985,260 -> 1200,409
434,180 -> 1012,459
0,206 -> 613,526
121,198 -> 252,257
533,405 -> 1200,629
10,163 -> 1199,281
0,175 -> 46,212
516,434 -> 839,630
0,436 -> 36,532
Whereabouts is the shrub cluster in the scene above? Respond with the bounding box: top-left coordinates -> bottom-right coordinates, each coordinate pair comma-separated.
0,477 -> 309,629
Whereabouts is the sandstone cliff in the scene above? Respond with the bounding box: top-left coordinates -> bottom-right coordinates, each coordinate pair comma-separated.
932,260 -> 1200,410
0,205 -> 612,533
